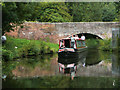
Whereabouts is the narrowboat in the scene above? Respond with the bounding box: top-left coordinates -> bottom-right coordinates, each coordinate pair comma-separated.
58,37 -> 87,58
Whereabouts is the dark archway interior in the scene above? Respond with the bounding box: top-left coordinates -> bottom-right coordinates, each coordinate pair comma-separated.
76,33 -> 102,39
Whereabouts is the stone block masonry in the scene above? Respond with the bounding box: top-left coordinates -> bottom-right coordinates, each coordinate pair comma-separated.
6,22 -> 118,43
55,22 -> 117,39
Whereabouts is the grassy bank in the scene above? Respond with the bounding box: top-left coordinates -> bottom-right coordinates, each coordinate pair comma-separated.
2,37 -> 113,61
2,36 -> 59,61
86,39 -> 112,51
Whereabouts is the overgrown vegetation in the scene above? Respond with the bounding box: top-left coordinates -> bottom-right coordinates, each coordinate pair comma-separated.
98,39 -> 112,51
86,39 -> 99,48
2,36 -> 59,61
86,39 -> 112,51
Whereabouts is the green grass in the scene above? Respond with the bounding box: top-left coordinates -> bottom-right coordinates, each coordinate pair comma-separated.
2,36 -> 59,61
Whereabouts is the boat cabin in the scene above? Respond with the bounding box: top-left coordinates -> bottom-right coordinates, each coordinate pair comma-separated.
59,38 -> 86,49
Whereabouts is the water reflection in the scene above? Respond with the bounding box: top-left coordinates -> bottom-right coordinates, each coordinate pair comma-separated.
3,76 -> 119,88
58,49 -> 114,77
86,49 -> 101,66
58,51 -> 87,80
3,49 -> 118,78
4,54 -> 59,78
2,49 -> 120,88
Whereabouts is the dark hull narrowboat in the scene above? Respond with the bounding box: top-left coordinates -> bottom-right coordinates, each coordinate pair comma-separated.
58,49 -> 87,59
58,37 -> 87,58
58,50 -> 88,64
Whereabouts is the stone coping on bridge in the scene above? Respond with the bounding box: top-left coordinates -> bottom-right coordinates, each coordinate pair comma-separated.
25,21 -> 119,24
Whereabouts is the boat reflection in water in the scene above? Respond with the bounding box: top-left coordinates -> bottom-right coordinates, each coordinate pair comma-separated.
58,51 -> 87,80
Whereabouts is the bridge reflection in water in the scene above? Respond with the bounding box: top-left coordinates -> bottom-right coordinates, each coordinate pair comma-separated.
10,49 -> 120,78
112,52 -> 120,76
58,49 -> 120,79
2,49 -> 120,88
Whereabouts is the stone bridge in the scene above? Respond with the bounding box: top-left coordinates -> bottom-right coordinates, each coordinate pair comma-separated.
55,22 -> 118,39
6,22 -> 118,43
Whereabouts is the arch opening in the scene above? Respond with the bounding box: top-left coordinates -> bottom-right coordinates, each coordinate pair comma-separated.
76,33 -> 103,40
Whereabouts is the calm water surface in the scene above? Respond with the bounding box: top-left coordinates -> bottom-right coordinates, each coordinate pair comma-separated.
2,49 -> 120,88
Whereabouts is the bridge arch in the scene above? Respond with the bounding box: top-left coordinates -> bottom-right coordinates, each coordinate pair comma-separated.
55,22 -> 115,39
76,33 -> 103,39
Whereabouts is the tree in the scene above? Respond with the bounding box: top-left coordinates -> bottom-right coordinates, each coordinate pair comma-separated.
72,2 -> 103,22
72,2 -> 117,22
65,2 -> 73,16
37,2 -> 72,22
2,2 -> 72,34
2,2 -> 39,34
102,3 -> 117,21
114,2 -> 120,22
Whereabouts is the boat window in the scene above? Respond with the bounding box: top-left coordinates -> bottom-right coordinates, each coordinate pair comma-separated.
76,40 -> 82,47
60,40 -> 65,48
64,39 -> 70,48
60,41 -> 62,47
82,41 -> 86,46
76,40 -> 85,48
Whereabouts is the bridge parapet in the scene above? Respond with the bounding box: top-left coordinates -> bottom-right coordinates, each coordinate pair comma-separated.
55,22 -> 117,39
6,22 -> 118,44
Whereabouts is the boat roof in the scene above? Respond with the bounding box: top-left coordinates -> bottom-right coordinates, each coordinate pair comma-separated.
60,38 -> 85,41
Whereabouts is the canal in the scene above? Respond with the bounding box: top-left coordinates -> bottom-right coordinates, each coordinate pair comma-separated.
2,49 -> 120,88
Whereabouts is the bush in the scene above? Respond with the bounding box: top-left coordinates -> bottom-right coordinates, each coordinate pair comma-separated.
98,39 -> 112,51
86,39 -> 99,48
86,38 -> 112,51
2,49 -> 13,61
